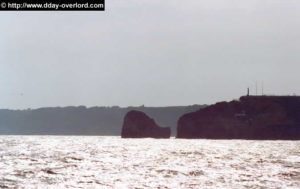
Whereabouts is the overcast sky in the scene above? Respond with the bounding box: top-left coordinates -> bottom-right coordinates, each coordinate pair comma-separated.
1,0 -> 300,109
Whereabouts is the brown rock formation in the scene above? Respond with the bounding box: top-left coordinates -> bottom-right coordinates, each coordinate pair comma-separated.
177,96 -> 300,139
121,110 -> 171,138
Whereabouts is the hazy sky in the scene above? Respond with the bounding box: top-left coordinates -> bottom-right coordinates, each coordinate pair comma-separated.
1,0 -> 300,109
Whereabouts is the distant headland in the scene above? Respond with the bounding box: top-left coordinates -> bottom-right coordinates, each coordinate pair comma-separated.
0,105 -> 203,136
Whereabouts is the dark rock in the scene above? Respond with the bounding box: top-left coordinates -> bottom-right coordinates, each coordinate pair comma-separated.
177,96 -> 300,139
121,110 -> 171,138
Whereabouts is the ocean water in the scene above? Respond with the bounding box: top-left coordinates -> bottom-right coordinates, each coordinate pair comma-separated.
0,136 -> 299,188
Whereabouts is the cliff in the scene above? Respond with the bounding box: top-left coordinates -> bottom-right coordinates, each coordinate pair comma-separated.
121,110 -> 171,138
0,105 -> 204,136
177,96 -> 300,139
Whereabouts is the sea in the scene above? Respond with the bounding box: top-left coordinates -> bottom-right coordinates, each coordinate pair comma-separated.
0,136 -> 299,189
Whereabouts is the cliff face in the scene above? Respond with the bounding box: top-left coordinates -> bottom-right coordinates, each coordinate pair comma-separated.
121,110 -> 171,138
177,96 -> 300,139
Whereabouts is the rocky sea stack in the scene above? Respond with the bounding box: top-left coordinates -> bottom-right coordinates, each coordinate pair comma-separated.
177,96 -> 300,139
121,110 -> 171,138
